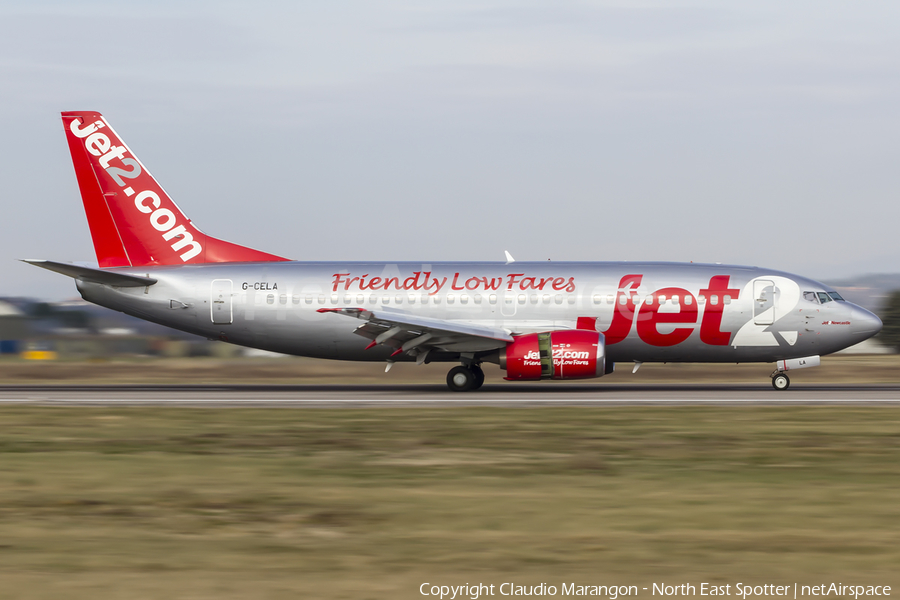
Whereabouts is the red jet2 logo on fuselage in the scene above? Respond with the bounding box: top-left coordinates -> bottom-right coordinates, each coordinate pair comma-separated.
586,274 -> 740,347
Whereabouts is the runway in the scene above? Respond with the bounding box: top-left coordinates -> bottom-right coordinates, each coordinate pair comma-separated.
1,384 -> 899,404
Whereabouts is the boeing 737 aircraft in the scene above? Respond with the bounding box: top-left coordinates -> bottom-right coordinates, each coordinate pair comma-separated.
26,111 -> 883,391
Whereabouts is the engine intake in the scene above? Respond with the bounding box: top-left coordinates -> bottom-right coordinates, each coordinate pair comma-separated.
500,330 -> 608,380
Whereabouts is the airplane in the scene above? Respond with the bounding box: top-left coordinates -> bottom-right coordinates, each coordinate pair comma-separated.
25,111 -> 883,391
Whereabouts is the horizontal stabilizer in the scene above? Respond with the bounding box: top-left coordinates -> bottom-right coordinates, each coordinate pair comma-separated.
22,260 -> 157,287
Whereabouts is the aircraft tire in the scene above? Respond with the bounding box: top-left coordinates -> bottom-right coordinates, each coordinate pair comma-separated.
772,373 -> 790,390
447,366 -> 476,392
471,365 -> 485,390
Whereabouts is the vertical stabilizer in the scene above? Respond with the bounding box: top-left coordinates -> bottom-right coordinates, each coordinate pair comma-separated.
61,111 -> 289,267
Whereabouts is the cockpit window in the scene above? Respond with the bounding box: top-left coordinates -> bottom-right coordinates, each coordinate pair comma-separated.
817,292 -> 832,304
803,291 -> 818,303
827,291 -> 845,302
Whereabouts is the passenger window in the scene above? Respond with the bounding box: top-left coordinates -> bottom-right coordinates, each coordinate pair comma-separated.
447,295 -> 455,304
318,295 -> 326,304
659,294 -> 667,304
710,295 -> 718,305
684,295 -> 693,306
567,296 -> 576,305
619,295 -> 627,305
382,295 -> 391,304
474,294 -> 482,304
369,295 -> 378,304
267,294 -> 275,305
698,295 -> 706,304
489,294 -> 497,304
460,294 -> 468,304
292,295 -> 301,305
543,295 -> 551,304
408,294 -> 416,304
530,294 -> 538,304
304,296 -> 312,305
433,296 -> 441,304
343,295 -> 351,304
724,295 -> 732,305
517,294 -> 526,305
593,295 -> 602,304
356,294 -> 365,304
645,295 -> 653,306
555,294 -> 563,304
279,294 -> 287,305
396,295 -> 403,304
671,295 -> 679,304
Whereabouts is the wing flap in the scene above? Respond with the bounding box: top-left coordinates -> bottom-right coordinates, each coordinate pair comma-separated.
318,307 -> 512,355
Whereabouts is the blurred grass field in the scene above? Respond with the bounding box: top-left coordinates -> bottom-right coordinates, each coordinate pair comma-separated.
1,405 -> 899,599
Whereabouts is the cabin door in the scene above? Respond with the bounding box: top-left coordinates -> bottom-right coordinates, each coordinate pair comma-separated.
211,279 -> 234,324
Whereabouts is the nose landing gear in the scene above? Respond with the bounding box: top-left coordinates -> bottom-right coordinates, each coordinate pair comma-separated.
771,372 -> 790,390
446,364 -> 485,392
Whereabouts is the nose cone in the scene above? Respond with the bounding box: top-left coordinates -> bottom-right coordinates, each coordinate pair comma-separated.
849,304 -> 882,341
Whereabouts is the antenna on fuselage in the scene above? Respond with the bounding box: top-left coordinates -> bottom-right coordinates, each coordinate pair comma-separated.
504,250 -> 515,264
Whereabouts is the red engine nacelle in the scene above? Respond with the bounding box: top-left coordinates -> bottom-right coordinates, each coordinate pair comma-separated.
500,330 -> 608,381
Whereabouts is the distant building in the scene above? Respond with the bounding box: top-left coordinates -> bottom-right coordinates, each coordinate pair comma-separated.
0,301 -> 30,354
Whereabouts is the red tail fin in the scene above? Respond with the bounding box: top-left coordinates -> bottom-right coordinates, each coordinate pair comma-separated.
61,111 -> 289,267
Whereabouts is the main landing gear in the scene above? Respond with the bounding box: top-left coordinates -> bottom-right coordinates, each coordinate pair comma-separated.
771,372 -> 790,390
446,364 -> 485,392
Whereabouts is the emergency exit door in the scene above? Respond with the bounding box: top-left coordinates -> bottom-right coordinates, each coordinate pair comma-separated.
211,279 -> 233,324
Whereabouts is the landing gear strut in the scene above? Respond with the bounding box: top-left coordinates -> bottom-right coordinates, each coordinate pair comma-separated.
771,372 -> 790,391
446,364 -> 485,392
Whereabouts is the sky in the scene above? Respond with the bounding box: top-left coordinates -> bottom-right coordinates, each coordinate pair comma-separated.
2,0 -> 899,299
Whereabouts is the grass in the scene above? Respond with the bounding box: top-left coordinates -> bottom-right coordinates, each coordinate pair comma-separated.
0,406 -> 899,599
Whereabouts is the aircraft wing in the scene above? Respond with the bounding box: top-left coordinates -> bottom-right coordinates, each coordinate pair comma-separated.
317,307 -> 512,359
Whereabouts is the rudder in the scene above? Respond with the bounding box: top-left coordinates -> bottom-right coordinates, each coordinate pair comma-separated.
61,111 -> 289,267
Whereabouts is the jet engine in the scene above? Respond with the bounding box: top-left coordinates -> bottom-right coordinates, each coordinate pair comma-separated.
500,330 -> 610,381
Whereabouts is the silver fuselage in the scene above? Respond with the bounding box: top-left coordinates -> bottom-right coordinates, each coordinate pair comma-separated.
75,261 -> 881,364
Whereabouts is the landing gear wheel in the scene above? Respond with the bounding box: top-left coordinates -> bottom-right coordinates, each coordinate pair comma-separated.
447,366 -> 476,392
470,365 -> 485,390
772,373 -> 790,390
